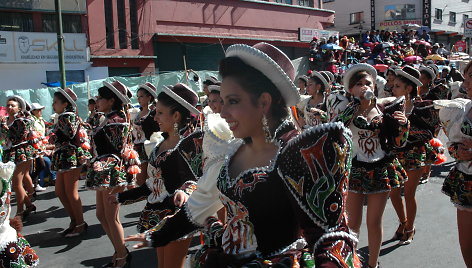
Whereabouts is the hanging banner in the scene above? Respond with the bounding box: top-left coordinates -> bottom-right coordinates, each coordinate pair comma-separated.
299,28 -> 339,42
423,0 -> 431,27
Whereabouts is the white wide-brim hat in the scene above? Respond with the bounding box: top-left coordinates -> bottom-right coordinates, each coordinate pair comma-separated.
395,66 -> 423,87
225,42 -> 300,106
161,83 -> 200,115
139,82 -> 158,99
342,63 -> 377,89
104,81 -> 132,104
57,87 -> 78,108
310,71 -> 330,90
419,66 -> 436,80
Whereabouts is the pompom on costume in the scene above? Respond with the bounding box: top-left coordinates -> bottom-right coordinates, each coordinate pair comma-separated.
0,162 -> 39,267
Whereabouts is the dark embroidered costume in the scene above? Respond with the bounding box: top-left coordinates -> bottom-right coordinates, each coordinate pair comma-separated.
396,98 -> 440,170
50,111 -> 92,172
117,129 -> 203,232
335,97 -> 409,194
0,116 -> 40,164
131,110 -> 159,162
86,111 -> 134,189
0,162 -> 39,268
435,99 -> 472,210
144,121 -> 360,268
296,96 -> 328,127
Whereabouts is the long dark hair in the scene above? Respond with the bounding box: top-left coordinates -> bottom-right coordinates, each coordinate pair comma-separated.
219,57 -> 289,124
157,92 -> 192,129
98,86 -> 124,111
53,92 -> 75,112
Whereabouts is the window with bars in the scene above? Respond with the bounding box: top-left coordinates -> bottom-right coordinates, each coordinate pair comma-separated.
0,12 -> 33,32
130,0 -> 139,49
450,12 -> 456,23
42,14 -> 82,33
298,0 -> 313,7
104,0 -> 114,49
435,8 -> 442,20
117,0 -> 127,49
275,0 -> 293,4
350,11 -> 364,24
464,14 -> 469,22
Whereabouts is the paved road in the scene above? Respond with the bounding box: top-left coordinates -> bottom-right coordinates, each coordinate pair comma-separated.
15,134 -> 466,267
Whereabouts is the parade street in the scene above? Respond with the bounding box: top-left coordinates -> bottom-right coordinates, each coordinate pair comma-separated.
16,133 -> 465,268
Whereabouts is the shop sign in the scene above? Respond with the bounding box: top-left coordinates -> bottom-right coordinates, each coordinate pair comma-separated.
378,20 -> 422,30
465,18 -> 472,38
299,28 -> 339,42
0,31 -> 88,64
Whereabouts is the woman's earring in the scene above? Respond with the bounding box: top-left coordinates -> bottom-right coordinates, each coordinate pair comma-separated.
262,115 -> 272,143
173,122 -> 179,136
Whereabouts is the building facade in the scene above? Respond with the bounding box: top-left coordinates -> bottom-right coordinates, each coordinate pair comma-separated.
0,0 -> 107,90
86,0 -> 336,74
324,0 -> 472,48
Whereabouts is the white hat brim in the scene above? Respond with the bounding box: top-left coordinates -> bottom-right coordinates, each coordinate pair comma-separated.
343,63 -> 377,89
161,85 -> 200,115
395,69 -> 423,87
104,81 -> 131,104
225,44 -> 300,106
419,66 -> 436,80
208,85 -> 221,93
311,71 -> 330,91
58,88 -> 77,109
7,95 -> 27,112
140,84 -> 158,99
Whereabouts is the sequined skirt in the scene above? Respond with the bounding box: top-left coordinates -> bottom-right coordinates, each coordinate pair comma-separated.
51,144 -> 91,172
349,155 -> 407,194
442,167 -> 472,210
86,154 -> 134,189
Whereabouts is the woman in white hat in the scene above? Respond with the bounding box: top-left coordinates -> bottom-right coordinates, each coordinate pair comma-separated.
335,63 -> 409,268
86,81 -> 136,268
389,65 -> 443,246
50,88 -> 92,237
207,85 -> 223,114
132,82 -> 159,186
434,60 -> 472,267
296,71 -> 329,128
111,83 -> 202,268
0,95 -> 40,219
128,42 -> 358,267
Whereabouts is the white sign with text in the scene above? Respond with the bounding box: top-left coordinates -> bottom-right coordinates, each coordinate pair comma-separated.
0,31 -> 88,63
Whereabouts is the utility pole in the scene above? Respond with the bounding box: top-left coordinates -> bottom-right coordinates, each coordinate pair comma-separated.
55,0 -> 66,89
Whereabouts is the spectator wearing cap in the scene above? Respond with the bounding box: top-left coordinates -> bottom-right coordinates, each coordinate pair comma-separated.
50,88 -> 92,238
30,103 -> 54,192
86,81 -> 136,267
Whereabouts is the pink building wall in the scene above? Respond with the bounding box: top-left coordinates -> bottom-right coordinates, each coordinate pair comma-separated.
86,0 -> 334,73
153,0 -> 334,42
